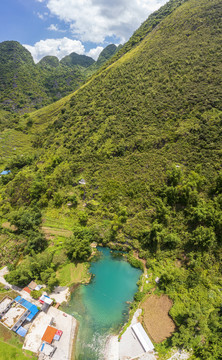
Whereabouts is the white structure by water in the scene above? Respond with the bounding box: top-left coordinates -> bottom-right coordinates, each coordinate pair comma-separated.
132,323 -> 154,352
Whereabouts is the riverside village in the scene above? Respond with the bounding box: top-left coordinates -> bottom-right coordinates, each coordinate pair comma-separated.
0,256 -> 189,360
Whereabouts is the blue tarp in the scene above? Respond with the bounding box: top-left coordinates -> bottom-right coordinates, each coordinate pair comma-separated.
0,170 -> 11,175
16,326 -> 27,337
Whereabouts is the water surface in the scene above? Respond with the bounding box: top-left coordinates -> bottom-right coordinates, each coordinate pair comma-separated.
63,247 -> 142,359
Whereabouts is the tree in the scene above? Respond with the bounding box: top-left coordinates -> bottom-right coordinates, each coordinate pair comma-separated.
215,171 -> 222,194
9,207 -> 42,232
163,233 -> 181,249
166,165 -> 182,187
47,274 -> 59,292
78,211 -> 88,226
29,174 -> 46,201
190,226 -> 216,250
25,231 -> 47,253
31,289 -> 43,299
65,226 -> 93,261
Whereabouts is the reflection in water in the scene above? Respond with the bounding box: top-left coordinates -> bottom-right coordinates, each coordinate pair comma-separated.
63,248 -> 142,360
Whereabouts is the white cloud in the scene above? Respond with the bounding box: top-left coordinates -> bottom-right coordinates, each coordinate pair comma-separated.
48,24 -> 58,31
36,12 -> 44,20
35,11 -> 49,20
28,1 -> 169,63
45,0 -> 168,43
24,37 -> 85,63
86,46 -> 103,60
47,24 -> 66,32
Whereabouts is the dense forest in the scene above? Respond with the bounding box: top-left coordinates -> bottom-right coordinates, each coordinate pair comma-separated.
0,0 -> 221,358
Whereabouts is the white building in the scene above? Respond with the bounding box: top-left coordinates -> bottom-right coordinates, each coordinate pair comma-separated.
132,322 -> 154,352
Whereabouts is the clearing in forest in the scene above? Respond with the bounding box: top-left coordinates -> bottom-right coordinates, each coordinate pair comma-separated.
141,294 -> 176,343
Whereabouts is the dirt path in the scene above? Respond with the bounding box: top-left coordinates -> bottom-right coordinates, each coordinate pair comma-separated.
0,267 -> 10,287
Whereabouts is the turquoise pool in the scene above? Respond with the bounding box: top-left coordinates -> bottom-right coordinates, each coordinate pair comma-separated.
63,247 -> 142,359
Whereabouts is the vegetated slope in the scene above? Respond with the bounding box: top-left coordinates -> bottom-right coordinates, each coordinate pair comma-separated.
0,41 -> 48,112
36,56 -> 86,104
0,0 -> 222,358
102,0 -> 189,69
0,42 -> 118,113
32,0 -> 221,185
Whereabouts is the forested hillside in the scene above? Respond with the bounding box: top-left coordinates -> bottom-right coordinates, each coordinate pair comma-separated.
0,0 -> 221,358
0,41 -> 118,113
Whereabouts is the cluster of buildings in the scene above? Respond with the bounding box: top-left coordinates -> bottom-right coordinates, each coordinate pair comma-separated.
0,295 -> 39,337
0,280 -> 67,359
23,280 -> 43,294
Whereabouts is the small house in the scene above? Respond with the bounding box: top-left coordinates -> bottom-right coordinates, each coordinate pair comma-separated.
27,281 -> 37,291
23,287 -> 31,294
39,295 -> 53,306
34,284 -> 43,291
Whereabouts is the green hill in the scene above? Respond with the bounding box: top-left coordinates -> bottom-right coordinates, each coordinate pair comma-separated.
29,0 -> 221,182
96,44 -> 118,66
0,41 -> 48,112
0,0 -> 221,358
60,52 -> 95,68
87,44 -> 120,72
0,42 -> 118,113
37,56 -> 60,68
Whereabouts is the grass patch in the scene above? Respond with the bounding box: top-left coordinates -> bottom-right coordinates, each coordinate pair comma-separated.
57,262 -> 90,287
0,128 -> 32,169
0,233 -> 26,268
42,207 -> 77,231
0,288 -> 20,302
0,339 -> 36,360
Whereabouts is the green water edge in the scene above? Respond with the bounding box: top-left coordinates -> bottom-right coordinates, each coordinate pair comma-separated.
62,247 -> 142,360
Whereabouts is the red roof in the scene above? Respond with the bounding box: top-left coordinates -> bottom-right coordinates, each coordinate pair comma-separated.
23,287 -> 31,294
42,326 -> 58,344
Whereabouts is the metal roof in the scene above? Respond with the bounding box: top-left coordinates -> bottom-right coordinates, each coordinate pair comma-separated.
16,326 -> 27,337
14,296 -> 39,320
42,326 -> 58,344
132,322 -> 154,352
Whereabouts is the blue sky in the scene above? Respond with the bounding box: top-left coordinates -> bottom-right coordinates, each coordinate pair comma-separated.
0,0 -> 168,62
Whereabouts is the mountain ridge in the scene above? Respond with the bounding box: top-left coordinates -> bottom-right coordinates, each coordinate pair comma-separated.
0,41 -> 119,112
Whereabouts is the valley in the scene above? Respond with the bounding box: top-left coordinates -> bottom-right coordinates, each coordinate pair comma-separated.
0,0 -> 221,359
